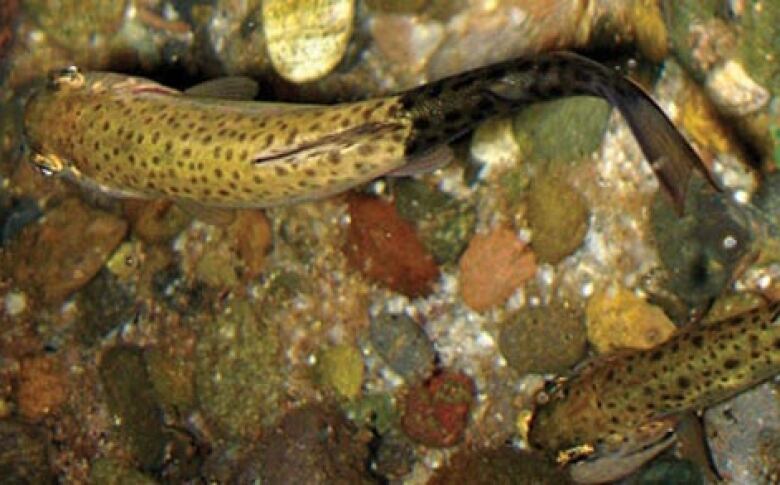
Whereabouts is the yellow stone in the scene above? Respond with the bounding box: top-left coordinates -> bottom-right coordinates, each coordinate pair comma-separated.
586,285 -> 677,353
262,0 -> 355,83
315,344 -> 364,399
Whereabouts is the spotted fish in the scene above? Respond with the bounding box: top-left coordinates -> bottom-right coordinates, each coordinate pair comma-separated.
528,301 -> 780,481
23,52 -> 714,212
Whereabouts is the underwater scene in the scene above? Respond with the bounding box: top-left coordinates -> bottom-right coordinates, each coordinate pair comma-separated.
0,0 -> 779,483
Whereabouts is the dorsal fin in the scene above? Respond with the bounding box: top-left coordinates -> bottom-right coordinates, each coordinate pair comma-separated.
184,77 -> 259,100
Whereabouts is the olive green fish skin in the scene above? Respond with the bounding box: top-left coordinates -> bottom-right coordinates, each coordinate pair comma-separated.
529,301 -> 780,456
23,52 -> 711,209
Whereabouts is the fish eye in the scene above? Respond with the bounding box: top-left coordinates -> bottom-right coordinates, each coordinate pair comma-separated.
31,154 -> 64,177
48,66 -> 85,90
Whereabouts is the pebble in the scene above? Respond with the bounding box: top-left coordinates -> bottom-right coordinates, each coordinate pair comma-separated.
76,269 -> 136,346
3,291 -> 26,316
123,199 -> 191,244
345,194 -> 439,297
400,370 -> 475,447
498,303 -> 587,375
234,403 -> 373,484
0,419 -> 53,484
145,347 -> 196,412
195,299 -> 283,437
459,226 -> 537,311
6,197 -> 128,302
369,311 -> 435,382
586,285 -> 677,353
16,355 -> 68,420
315,344 -> 364,400
526,169 -> 590,264
98,345 -> 169,471
227,209 -> 272,280
262,0 -> 355,83
429,447 -> 573,484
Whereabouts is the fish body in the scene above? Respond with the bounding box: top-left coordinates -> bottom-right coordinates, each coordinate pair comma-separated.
23,52 -> 714,210
529,301 -> 780,463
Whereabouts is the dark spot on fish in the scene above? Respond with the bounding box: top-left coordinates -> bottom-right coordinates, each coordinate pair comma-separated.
165,141 -> 173,152
218,189 -> 230,196
229,182 -> 237,190
341,118 -> 351,128
253,175 -> 262,184
650,350 -> 664,361
226,148 -> 233,161
238,133 -> 247,142
774,338 -> 780,350
285,129 -> 298,146
358,144 -> 375,156
203,135 -> 213,144
214,146 -> 222,158
214,168 -> 223,178
724,358 -> 739,370
239,149 -> 248,161
102,121 -> 110,131
181,133 -> 190,142
113,147 -> 120,156
677,376 -> 691,389
275,166 -> 288,177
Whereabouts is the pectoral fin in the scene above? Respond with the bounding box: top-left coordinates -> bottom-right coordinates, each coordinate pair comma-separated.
177,200 -> 236,226
185,77 -> 260,100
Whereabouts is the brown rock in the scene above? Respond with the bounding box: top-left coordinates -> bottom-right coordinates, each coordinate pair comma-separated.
345,194 -> 439,297
8,197 -> 128,302
16,356 -> 67,420
459,227 -> 537,311
228,209 -> 273,280
123,199 -> 191,243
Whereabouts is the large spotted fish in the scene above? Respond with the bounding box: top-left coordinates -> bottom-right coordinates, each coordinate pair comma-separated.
528,301 -> 780,483
23,52 -> 714,212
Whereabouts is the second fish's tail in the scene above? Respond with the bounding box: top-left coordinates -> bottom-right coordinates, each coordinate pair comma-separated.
398,51 -> 719,213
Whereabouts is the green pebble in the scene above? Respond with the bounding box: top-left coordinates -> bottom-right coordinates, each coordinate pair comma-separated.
512,97 -> 611,163
370,312 -> 435,381
315,344 -> 365,399
527,170 -> 590,264
499,304 -> 587,375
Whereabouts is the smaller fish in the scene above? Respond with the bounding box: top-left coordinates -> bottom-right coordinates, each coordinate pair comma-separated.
528,301 -> 780,482
23,52 -> 716,213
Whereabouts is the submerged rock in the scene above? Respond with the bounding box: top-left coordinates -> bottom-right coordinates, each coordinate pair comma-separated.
16,355 -> 68,421
195,299 -> 283,438
400,370 -> 475,447
0,419 -> 53,484
234,402 -> 373,484
459,226 -> 536,311
345,194 -> 439,297
315,344 -> 365,400
99,345 -> 169,471
429,446 -> 572,485
76,269 -> 136,346
369,311 -> 435,382
630,457 -> 704,485
526,169 -> 590,264
499,303 -> 587,375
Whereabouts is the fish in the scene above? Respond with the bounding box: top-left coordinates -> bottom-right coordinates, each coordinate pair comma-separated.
528,300 -> 780,481
22,52 -> 716,213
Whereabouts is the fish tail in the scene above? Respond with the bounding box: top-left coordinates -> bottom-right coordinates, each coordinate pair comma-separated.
399,51 -> 718,214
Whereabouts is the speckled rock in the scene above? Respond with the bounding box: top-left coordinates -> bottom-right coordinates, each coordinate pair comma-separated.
369,312 -> 435,381
195,299 -> 283,437
262,0 -> 355,83
459,226 -> 537,311
315,344 -> 364,400
25,0 -> 127,53
99,345 -> 168,471
345,194 -> 439,297
16,355 -> 68,421
6,197 -> 128,302
234,403 -> 373,484
429,447 -> 573,485
145,347 -> 196,412
394,178 -> 476,264
400,370 -> 475,447
0,420 -> 53,484
499,303 -> 587,375
586,285 -> 677,353
76,269 -> 136,346
527,170 -> 590,264
705,381 -> 780,484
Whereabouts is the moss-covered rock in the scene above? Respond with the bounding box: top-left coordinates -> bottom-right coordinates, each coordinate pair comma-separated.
499,303 -> 587,375
527,169 -> 590,264
315,344 -> 364,400
195,299 -> 283,438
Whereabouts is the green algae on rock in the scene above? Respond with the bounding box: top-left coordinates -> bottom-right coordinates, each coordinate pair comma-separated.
195,299 -> 283,438
512,97 -> 611,163
429,446 -> 573,485
499,303 -> 587,375
76,269 -> 136,346
315,344 -> 364,400
98,345 -> 169,471
527,169 -> 590,264
370,312 -> 435,382
145,347 -> 196,412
